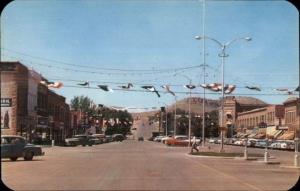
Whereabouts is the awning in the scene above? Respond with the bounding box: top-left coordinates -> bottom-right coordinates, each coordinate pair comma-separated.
248,133 -> 257,138
266,126 -> 279,139
277,131 -> 295,140
254,133 -> 266,139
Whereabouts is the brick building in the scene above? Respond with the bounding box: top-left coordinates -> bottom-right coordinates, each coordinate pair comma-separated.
236,105 -> 285,130
219,96 -> 268,137
1,61 -> 70,144
283,97 -> 300,135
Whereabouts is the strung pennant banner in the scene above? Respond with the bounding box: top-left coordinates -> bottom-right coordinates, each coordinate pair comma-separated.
98,85 -> 113,92
78,81 -> 89,86
224,85 -> 236,94
161,85 -> 175,96
200,83 -> 222,92
48,82 -> 64,89
40,80 -> 63,89
184,85 -> 196,89
141,85 -> 160,97
119,83 -> 133,89
200,83 -> 235,94
273,88 -> 289,92
245,86 -> 261,91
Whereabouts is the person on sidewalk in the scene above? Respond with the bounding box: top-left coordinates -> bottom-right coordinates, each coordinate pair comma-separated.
191,136 -> 199,153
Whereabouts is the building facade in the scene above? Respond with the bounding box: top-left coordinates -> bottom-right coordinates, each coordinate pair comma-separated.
219,96 -> 268,137
1,61 -> 70,144
283,97 -> 300,135
236,105 -> 285,131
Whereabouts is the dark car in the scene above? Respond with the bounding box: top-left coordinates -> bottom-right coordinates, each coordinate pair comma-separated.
138,137 -> 144,141
112,134 -> 125,142
1,135 -> 44,161
65,135 -> 95,146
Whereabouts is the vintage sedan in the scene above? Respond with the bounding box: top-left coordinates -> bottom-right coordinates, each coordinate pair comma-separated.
1,135 -> 44,161
165,135 -> 189,146
65,135 -> 95,146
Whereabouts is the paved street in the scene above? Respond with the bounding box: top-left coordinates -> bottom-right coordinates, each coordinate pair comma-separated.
2,140 -> 300,190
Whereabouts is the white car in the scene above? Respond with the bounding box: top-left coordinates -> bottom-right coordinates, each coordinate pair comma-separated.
161,136 -> 173,144
234,140 -> 243,145
153,136 -> 164,142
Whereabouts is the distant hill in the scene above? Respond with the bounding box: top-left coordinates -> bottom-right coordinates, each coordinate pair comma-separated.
130,96 -> 269,119
131,97 -> 220,119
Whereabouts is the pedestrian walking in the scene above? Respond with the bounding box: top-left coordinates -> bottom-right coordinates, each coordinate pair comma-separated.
191,136 -> 199,153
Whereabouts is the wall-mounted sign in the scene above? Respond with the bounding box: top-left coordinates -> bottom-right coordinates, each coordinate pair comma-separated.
0,63 -> 16,71
1,98 -> 12,107
37,116 -> 48,128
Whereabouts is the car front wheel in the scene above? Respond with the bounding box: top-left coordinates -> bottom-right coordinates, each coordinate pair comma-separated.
24,152 -> 34,161
10,157 -> 18,161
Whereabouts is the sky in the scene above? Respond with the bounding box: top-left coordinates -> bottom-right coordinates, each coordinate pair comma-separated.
1,0 -> 299,112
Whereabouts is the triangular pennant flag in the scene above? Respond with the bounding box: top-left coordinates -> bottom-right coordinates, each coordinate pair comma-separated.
98,85 -> 113,92
184,85 -> 196,89
78,81 -> 89,86
161,85 -> 175,96
119,83 -> 133,89
273,88 -> 289,92
141,86 -> 160,97
200,84 -> 209,88
245,86 -> 261,91
48,82 -> 64,89
208,83 -> 222,92
224,84 -> 236,94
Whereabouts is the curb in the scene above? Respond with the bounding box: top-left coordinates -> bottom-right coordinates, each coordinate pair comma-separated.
280,165 -> 300,169
186,153 -> 235,159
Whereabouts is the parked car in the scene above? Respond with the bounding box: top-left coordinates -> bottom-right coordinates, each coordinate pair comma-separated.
165,135 -> 189,146
161,135 -> 173,144
138,137 -> 144,141
208,138 -> 218,144
112,134 -> 125,142
247,139 -> 257,147
153,136 -> 164,142
91,134 -> 105,144
1,135 -> 44,161
148,137 -> 154,141
234,140 -> 244,146
104,135 -> 113,143
255,140 -> 267,148
269,142 -> 282,149
65,135 -> 95,146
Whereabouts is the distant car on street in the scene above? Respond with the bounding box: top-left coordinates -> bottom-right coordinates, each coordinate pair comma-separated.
165,135 -> 189,146
138,137 -> 144,141
208,138 -> 218,144
1,135 -> 44,161
112,134 -> 125,142
65,135 -> 95,146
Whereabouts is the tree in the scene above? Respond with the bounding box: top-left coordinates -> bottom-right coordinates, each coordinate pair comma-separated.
70,95 -> 94,113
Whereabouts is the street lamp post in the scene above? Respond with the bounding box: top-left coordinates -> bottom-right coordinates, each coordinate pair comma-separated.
195,36 -> 251,152
174,96 -> 177,136
159,102 -> 168,136
174,73 -> 193,147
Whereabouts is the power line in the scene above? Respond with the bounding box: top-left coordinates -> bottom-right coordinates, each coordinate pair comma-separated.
61,85 -> 298,96
1,48 -> 202,73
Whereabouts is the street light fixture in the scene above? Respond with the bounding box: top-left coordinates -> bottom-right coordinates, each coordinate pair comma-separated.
195,35 -> 251,152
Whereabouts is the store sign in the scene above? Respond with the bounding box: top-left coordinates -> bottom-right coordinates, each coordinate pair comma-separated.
37,116 -> 48,128
1,98 -> 12,107
0,63 -> 16,71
